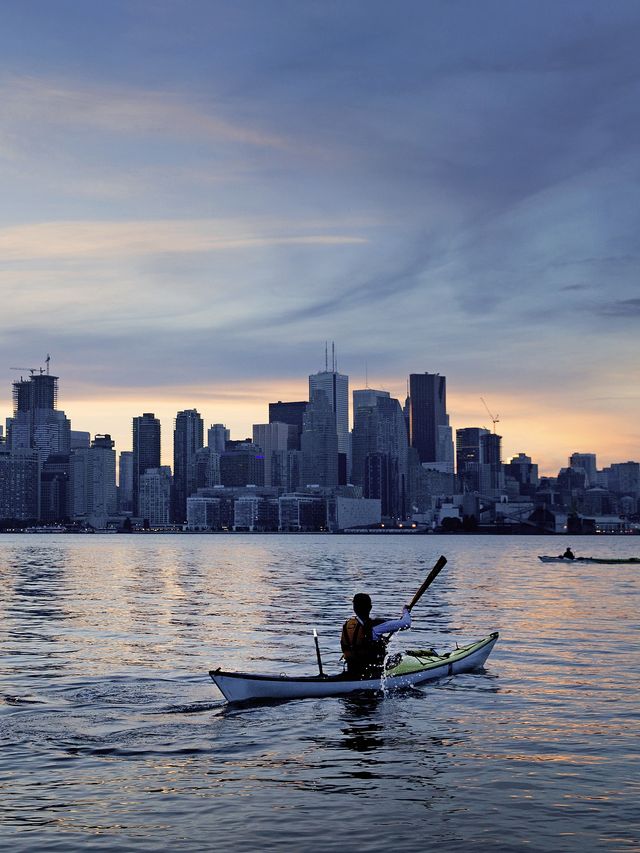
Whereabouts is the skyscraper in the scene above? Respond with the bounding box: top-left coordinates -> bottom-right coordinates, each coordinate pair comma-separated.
173,409 -> 204,522
352,393 -> 409,519
8,371 -> 71,458
132,413 -> 161,516
300,390 -> 339,488
309,352 -> 348,483
118,450 -> 134,513
408,372 -> 454,472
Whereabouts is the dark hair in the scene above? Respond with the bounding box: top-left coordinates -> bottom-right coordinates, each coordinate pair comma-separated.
353,593 -> 372,618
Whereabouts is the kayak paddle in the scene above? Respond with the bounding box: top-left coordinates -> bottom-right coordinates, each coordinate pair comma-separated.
407,555 -> 447,611
313,628 -> 325,677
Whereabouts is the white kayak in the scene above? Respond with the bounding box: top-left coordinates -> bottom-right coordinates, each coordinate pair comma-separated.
210,631 -> 499,703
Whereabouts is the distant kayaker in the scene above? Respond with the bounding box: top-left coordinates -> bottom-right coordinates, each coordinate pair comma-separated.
340,593 -> 411,679
562,547 -> 575,560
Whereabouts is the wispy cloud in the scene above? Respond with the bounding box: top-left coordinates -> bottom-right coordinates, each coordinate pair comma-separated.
0,74 -> 289,150
0,218 -> 367,261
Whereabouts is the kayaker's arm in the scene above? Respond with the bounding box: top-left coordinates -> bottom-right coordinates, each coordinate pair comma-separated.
371,606 -> 411,641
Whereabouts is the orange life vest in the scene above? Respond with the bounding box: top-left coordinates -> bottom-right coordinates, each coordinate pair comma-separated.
340,617 -> 387,673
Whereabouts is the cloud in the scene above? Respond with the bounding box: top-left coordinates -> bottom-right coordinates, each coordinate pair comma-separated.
0,218 -> 367,261
0,74 -> 289,150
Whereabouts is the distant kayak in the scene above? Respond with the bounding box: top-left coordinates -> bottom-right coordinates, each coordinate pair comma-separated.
538,556 -> 640,564
210,632 -> 499,703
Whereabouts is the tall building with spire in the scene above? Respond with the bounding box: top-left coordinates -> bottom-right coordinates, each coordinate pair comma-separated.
132,413 -> 161,516
309,343 -> 349,483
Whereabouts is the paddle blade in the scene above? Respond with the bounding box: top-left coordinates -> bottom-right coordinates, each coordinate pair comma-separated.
408,555 -> 447,611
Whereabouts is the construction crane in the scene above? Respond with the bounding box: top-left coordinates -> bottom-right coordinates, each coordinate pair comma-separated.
480,397 -> 500,433
10,355 -> 51,377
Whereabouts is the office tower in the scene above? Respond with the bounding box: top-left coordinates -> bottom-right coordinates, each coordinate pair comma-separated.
456,427 -> 489,492
220,443 -> 265,487
70,435 -> 117,523
352,393 -> 409,519
300,390 -> 339,488
456,427 -> 504,495
118,450 -> 134,513
268,401 -> 308,450
253,422 -> 291,487
569,453 -> 597,487
173,409 -> 204,522
0,450 -> 39,521
480,432 -> 504,494
208,424 -> 229,454
408,372 -> 454,472
40,454 -> 70,522
309,351 -> 349,483
138,467 -> 172,526
132,413 -> 161,516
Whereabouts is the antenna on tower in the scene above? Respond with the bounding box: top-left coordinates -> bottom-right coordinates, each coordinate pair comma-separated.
332,341 -> 336,372
325,341 -> 328,372
45,354 -> 50,375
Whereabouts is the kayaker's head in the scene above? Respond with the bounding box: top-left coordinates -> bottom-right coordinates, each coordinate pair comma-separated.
353,593 -> 372,619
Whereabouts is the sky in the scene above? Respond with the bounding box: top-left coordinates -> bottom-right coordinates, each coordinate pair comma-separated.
1,0 -> 639,475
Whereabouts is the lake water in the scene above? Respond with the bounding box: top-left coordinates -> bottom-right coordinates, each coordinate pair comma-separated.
0,533 -> 638,852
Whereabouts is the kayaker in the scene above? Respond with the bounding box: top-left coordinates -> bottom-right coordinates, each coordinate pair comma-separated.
562,546 -> 575,560
340,593 -> 411,679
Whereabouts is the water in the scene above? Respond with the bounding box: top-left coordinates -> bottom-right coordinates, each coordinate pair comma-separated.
0,534 -> 638,852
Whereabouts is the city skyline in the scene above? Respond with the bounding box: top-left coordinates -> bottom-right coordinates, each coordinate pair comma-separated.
1,2 -> 639,476
0,358 -> 635,478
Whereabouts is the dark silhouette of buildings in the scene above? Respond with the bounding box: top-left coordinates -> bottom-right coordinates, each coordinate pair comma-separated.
132,413 -> 161,516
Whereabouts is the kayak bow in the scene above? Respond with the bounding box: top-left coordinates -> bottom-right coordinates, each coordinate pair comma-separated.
210,631 -> 499,703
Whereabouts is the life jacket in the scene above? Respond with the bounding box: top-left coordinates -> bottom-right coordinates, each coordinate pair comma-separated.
340,616 -> 388,674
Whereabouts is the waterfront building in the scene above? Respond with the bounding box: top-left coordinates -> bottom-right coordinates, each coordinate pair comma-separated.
186,495 -> 221,530
300,390 -> 339,488
605,461 -> 640,497
173,409 -> 204,523
505,453 -> 539,497
0,450 -> 39,521
70,435 -> 117,525
268,401 -> 307,450
278,493 -> 327,531
138,466 -> 172,526
132,413 -> 161,516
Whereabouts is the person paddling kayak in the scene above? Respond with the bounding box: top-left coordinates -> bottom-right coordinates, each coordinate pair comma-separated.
562,547 -> 575,560
340,593 -> 412,679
